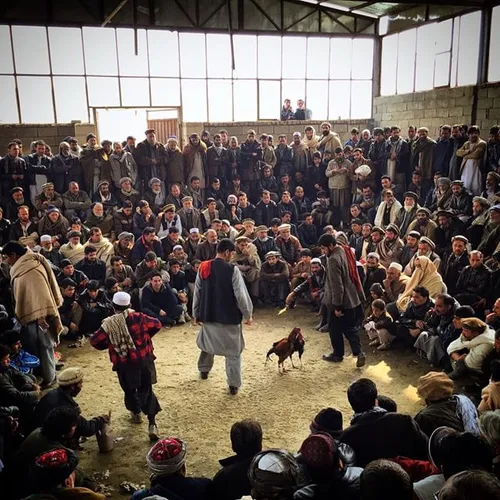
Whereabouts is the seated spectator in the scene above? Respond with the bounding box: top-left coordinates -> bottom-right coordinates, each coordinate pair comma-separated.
340,378 -> 428,468
447,318 -> 495,380
479,359 -> 500,413
168,259 -> 188,294
211,419 -> 263,500
135,251 -> 169,289
132,437 -> 211,500
161,226 -> 185,258
58,278 -> 83,338
363,252 -> 386,299
141,273 -> 182,327
62,181 -> 91,222
295,432 -> 362,500
468,196 -> 491,248
438,470 -> 500,500
482,327 -> 500,381
155,204 -> 182,239
255,190 -> 279,227
259,251 -> 290,308
83,227 -> 114,266
86,202 -> 114,239
220,219 -> 239,242
448,179 -> 473,222
58,260 -> 88,291
479,410 -> 500,478
348,218 -> 363,249
104,277 -> 119,302
355,223 -> 374,260
92,180 -> 120,215
297,213 -> 317,249
37,206 -> 69,246
394,191 -> 419,237
400,230 -> 420,269
405,237 -> 442,276
238,218 -> 257,240
441,235 -> 469,296
113,200 -> 134,236
32,367 -> 108,448
178,196 -> 203,238
408,207 -> 438,241
117,176 -> 139,207
0,343 -> 40,415
39,233 -> 64,269
455,250 -> 491,313
169,244 -> 188,268
248,449 -> 300,500
275,223 -> 302,267
286,257 -> 325,312
6,187 -> 35,222
415,372 -> 479,438
34,182 -> 63,219
143,177 -> 166,215
0,329 -> 39,375
75,245 -> 106,286
374,189 -> 402,230
60,230 -> 85,264
0,207 -> 12,246
113,231 -> 134,267
230,237 -> 261,300
290,248 -> 312,290
79,280 -> 114,334
360,459 -> 413,500
133,200 -> 156,239
131,227 -> 164,268
382,262 -> 409,303
363,299 -> 394,351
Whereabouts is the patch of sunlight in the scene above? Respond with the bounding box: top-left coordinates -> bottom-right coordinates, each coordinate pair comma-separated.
402,384 -> 420,403
364,361 -> 393,383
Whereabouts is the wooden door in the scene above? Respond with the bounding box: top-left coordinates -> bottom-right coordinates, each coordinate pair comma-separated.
147,119 -> 179,144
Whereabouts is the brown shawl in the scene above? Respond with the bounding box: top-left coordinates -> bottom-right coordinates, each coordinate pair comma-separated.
10,250 -> 63,340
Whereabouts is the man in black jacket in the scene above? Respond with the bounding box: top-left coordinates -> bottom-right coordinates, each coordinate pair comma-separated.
75,245 -> 106,286
211,419 -> 262,500
254,190 -> 279,227
340,378 -> 428,468
32,366 -> 108,446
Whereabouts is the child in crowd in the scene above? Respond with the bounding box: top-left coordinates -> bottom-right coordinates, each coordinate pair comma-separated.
363,299 -> 394,351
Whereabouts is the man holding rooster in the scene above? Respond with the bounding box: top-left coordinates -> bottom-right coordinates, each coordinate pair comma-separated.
193,238 -> 253,395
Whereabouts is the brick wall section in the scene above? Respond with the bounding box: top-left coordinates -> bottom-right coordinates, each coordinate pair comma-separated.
373,83 -> 500,136
182,119 -> 373,146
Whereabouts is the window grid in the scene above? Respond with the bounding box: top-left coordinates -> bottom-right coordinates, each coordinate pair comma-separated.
1,26 -> 374,124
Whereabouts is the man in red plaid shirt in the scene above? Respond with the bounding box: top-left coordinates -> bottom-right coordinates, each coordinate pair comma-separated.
91,291 -> 162,440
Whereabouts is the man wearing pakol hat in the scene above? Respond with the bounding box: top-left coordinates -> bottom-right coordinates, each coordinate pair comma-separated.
177,196 -> 203,238
154,203 -> 182,239
143,177 -> 167,215
133,437 -> 211,499
407,207 -> 437,242
275,223 -> 302,267
477,204 -> 500,257
231,236 -> 261,299
394,191 -> 419,237
449,179 -> 473,222
404,237 -> 441,276
468,196 -> 491,248
441,235 -> 469,296
59,230 -> 84,265
34,182 -> 63,220
134,129 -> 166,194
193,239 -> 253,395
37,206 -> 70,245
33,366 -> 110,447
91,291 -> 163,440
376,223 -> 404,269
415,371 -> 479,437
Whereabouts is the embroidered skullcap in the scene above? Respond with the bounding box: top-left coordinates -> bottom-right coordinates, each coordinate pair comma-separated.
34,448 -> 79,484
300,433 -> 337,469
146,438 -> 187,476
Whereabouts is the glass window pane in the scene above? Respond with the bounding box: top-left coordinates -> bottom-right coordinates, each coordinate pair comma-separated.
328,80 -> 350,120
0,26 -> 14,74
330,38 -> 352,79
397,29 -> 416,94
181,79 -> 207,121
259,80 -> 280,119
234,80 -> 257,121
258,36 -> 281,79
206,34 -> 232,78
281,80 -> 305,110
53,76 -> 88,123
306,37 -> 329,79
87,77 -> 120,106
352,39 -> 373,79
489,6 -> 500,82
351,80 -> 372,119
12,26 -> 50,75
234,35 -> 257,78
450,18 -> 460,87
116,28 -> 148,77
18,76 -> 54,123
415,24 -> 435,92
457,11 -> 480,86
434,53 -> 450,87
179,33 -> 206,78
435,19 -> 452,53
208,80 -> 233,121
0,76 -> 19,123
49,28 -> 84,75
83,27 -> 118,76
381,34 -> 397,95
306,80 -> 328,121
150,78 -> 180,106
120,78 -> 150,106
148,30 -> 179,77
282,37 -> 306,78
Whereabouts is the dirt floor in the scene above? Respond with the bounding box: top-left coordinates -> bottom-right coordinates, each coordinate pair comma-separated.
63,307 -> 431,498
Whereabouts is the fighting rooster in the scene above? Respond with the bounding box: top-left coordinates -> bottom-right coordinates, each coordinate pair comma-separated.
266,327 -> 305,374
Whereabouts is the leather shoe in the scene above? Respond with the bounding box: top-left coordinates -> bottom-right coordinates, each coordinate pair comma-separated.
322,353 -> 343,362
200,372 -> 209,380
356,353 -> 366,368
148,423 -> 159,441
229,386 -> 239,395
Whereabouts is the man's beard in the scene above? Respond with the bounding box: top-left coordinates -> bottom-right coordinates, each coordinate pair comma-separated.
416,219 -> 427,226
322,130 -> 329,136
404,204 -> 414,212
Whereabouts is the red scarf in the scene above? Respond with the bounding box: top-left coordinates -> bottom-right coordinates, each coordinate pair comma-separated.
341,244 -> 363,294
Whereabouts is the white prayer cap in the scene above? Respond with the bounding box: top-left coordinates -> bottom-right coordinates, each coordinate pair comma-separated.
113,291 -> 131,307
40,235 -> 52,243
173,245 -> 183,251
388,262 -> 403,272
189,228 -> 200,234
311,258 -> 322,264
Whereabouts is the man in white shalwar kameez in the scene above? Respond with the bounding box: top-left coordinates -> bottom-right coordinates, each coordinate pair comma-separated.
193,238 -> 253,395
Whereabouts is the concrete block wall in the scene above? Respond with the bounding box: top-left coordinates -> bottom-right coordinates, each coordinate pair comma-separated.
182,119 -> 373,146
373,83 -> 500,136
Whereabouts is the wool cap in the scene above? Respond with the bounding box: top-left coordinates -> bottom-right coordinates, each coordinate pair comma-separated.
388,262 -> 403,272
118,231 -> 134,240
403,191 -> 419,202
419,236 -> 436,250
278,224 -> 291,232
256,225 -> 269,232
46,206 -> 60,215
452,235 -> 468,244
119,177 -> 132,185
417,372 -> 454,402
181,196 -> 193,203
437,177 -> 451,186
58,367 -> 84,387
265,251 -> 281,259
416,207 -> 431,216
162,204 -> 176,213
113,291 -> 131,307
473,196 -> 490,208
242,218 -> 255,225
40,235 -> 52,243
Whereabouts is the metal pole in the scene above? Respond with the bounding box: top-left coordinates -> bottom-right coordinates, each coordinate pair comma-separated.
101,0 -> 129,27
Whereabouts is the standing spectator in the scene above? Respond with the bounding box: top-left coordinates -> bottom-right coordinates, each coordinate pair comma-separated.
280,99 -> 295,121
275,135 -> 294,178
164,137 -> 184,188
206,134 -> 229,185
386,126 -> 410,188
368,128 -> 387,185
1,141 -> 25,198
3,242 -> 62,388
183,133 -> 208,196
291,132 -> 309,174
486,125 -> 500,173
319,233 -> 365,367
412,127 -> 437,195
457,125 -> 487,196
25,140 -> 51,203
318,122 -> 342,154
433,125 -> 454,176
326,148 -> 352,226
449,124 -> 467,180
239,130 -> 262,202
109,141 -> 138,191
134,129 -> 166,193
62,181 -> 91,221
294,98 -> 312,120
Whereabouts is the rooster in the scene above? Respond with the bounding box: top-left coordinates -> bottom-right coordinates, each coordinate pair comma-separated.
266,327 -> 305,374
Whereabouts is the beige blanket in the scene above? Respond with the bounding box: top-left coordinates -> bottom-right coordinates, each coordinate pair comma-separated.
84,237 -> 114,265
60,242 -> 85,264
10,250 -> 63,340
